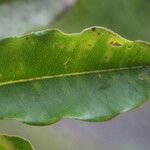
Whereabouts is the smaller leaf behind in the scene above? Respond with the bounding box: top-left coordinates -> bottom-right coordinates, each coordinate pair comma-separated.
0,133 -> 34,150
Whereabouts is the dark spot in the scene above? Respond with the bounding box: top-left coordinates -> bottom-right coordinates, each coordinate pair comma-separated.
111,41 -> 121,47
10,69 -> 12,72
97,32 -> 100,35
91,27 -> 96,32
26,37 -> 29,40
88,44 -> 92,47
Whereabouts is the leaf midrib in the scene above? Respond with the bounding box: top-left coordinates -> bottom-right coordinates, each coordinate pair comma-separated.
0,65 -> 148,86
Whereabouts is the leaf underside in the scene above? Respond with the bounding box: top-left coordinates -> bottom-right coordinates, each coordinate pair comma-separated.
0,133 -> 34,150
0,27 -> 150,125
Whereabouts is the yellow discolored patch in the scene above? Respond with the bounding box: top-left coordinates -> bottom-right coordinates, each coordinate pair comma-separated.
103,48 -> 114,63
65,39 -> 76,52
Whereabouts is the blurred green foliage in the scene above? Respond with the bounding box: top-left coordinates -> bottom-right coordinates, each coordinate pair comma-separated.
53,0 -> 150,41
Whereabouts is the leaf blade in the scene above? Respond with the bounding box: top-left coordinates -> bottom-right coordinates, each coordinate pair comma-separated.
0,27 -> 149,125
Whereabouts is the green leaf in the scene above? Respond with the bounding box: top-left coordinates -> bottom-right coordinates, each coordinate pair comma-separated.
0,27 -> 150,125
0,0 -> 72,38
53,0 -> 150,41
0,133 -> 34,150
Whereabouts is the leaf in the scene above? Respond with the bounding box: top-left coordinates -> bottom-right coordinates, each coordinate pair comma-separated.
52,0 -> 150,41
0,133 -> 34,150
0,0 -> 74,38
0,26 -> 150,125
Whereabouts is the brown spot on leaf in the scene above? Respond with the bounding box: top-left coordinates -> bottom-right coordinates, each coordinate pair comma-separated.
111,41 -> 121,47
91,27 -> 96,32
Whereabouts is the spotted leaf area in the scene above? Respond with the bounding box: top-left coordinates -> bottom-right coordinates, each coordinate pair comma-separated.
0,134 -> 34,150
0,26 -> 149,125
